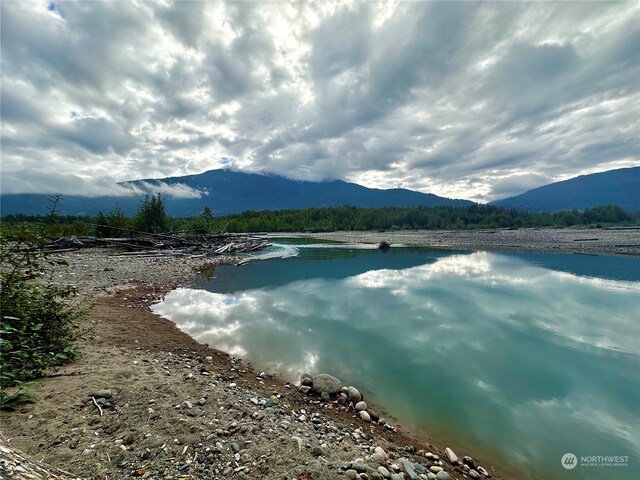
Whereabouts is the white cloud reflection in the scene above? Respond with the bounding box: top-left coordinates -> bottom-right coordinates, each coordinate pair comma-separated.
152,251 -> 640,478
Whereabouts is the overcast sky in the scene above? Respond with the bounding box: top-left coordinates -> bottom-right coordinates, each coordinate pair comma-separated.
1,1 -> 638,201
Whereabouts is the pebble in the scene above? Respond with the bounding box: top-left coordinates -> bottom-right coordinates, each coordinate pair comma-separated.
351,458 -> 367,473
377,466 -> 390,478
390,474 -> 404,480
429,466 -> 443,473
90,389 -> 112,399
400,459 -> 418,480
435,471 -> 451,480
300,373 -> 313,386
469,470 -> 480,479
366,408 -> 380,422
445,447 -> 458,463
347,386 -> 362,403
299,385 -> 312,394
359,410 -> 371,422
345,470 -> 358,479
370,446 -> 388,464
355,401 -> 368,411
477,466 -> 490,477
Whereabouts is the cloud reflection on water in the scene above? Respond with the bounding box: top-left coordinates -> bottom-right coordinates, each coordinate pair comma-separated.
153,251 -> 640,479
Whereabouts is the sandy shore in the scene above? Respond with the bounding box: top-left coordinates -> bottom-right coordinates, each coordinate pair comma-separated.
0,249 -> 508,480
270,227 -> 640,255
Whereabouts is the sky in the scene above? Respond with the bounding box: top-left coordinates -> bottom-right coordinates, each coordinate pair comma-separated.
1,1 -> 638,202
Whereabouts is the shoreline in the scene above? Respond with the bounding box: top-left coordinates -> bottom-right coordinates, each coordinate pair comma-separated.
0,247 -> 516,479
267,227 -> 640,256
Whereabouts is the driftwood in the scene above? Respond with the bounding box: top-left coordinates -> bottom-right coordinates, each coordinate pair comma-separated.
44,234 -> 271,258
0,433 -> 79,479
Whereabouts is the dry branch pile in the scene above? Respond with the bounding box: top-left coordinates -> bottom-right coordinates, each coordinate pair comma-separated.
45,234 -> 271,258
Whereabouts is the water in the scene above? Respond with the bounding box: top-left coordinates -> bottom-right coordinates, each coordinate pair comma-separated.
153,242 -> 640,479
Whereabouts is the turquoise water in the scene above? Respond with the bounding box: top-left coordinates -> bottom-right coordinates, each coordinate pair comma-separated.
153,243 -> 640,479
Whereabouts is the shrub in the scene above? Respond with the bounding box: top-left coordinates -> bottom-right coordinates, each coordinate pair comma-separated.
0,237 -> 84,408
134,194 -> 169,233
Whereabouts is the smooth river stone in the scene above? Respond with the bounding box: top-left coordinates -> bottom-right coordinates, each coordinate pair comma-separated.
355,401 -> 367,411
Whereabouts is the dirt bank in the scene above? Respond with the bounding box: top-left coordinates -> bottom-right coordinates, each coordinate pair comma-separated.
1,249 -> 508,480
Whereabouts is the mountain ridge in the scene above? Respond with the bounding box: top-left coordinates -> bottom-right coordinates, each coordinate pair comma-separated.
490,167 -> 639,212
2,167 -> 637,216
0,169 -> 474,216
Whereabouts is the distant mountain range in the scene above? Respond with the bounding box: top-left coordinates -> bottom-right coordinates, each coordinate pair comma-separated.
491,167 -> 639,212
0,169 -> 473,217
1,167 -> 637,216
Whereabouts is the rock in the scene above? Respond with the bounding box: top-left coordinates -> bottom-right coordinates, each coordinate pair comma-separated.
312,373 -> 342,396
463,456 -> 476,469
414,464 -> 427,474
337,396 -> 348,406
429,466 -> 443,473
81,448 -> 92,456
359,410 -> 371,422
351,459 -> 368,473
469,470 -> 480,479
95,397 -> 110,407
355,401 -> 368,411
366,408 -> 380,422
344,470 -> 358,479
321,391 -> 331,401
400,459 -> 419,480
377,466 -> 391,478
445,447 -> 458,464
347,386 -> 362,403
299,385 -> 312,394
477,466 -> 490,477
390,475 -> 404,480
427,474 -> 436,480
197,397 -> 206,406
183,401 -> 193,409
301,373 -> 313,386
370,446 -> 388,464
230,442 -> 240,453
89,389 -> 112,399
291,436 -> 303,451
435,472 -> 451,480
378,241 -> 391,250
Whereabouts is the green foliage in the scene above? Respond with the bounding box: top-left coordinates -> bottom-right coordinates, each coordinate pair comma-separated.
96,205 -> 132,237
134,195 -> 169,233
202,206 -> 214,220
583,205 -> 630,223
1,204 -> 636,238
0,238 -> 84,395
0,382 -> 37,411
183,204 -> 637,233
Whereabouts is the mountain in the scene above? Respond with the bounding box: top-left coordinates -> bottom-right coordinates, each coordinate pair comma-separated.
491,167 -> 640,212
0,169 -> 474,216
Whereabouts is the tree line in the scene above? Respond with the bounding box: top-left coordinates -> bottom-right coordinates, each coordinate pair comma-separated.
0,195 -> 635,239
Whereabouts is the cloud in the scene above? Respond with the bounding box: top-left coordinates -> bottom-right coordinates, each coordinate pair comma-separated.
0,169 -> 207,199
135,181 -> 208,199
1,1 -> 638,202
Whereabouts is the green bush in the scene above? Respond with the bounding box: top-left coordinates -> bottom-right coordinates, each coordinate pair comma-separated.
134,194 -> 169,233
0,238 -> 84,408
